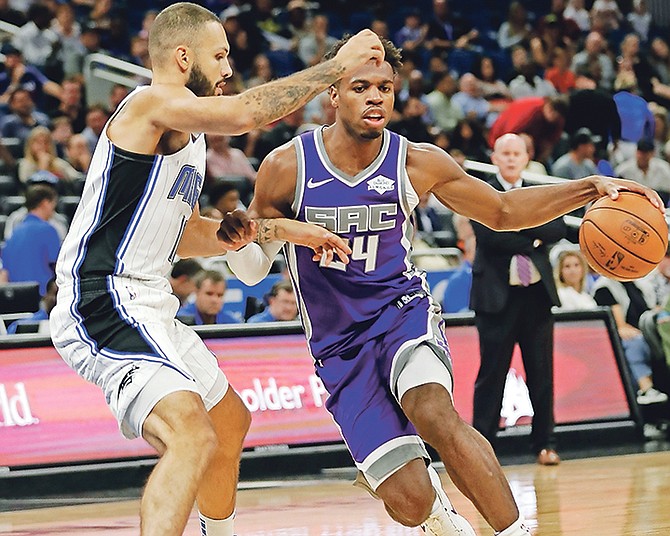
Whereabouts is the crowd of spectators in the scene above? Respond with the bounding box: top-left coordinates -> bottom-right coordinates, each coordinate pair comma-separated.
2,0 -> 670,365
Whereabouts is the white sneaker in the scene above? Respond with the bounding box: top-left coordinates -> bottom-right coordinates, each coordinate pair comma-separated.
421,466 -> 477,536
420,508 -> 477,536
637,387 -> 669,405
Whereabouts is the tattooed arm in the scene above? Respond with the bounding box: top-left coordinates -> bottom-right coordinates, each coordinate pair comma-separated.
222,215 -> 351,286
140,30 -> 384,138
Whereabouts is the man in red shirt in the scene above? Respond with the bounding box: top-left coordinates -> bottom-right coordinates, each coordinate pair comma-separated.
488,96 -> 568,163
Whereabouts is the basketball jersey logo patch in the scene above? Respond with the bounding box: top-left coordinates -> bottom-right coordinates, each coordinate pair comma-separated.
367,175 -> 395,194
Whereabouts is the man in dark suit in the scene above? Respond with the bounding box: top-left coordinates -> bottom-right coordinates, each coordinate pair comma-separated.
413,191 -> 445,246
470,133 -> 566,466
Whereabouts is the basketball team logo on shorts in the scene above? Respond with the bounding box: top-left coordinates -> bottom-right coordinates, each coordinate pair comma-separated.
118,364 -> 140,396
620,219 -> 649,245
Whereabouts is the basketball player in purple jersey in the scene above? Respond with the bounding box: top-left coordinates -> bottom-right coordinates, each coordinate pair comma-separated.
223,37 -> 662,535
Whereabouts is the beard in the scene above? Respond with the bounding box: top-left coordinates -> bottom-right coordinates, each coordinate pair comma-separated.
186,63 -> 215,97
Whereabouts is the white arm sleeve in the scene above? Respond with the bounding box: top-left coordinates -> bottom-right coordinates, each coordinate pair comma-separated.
225,241 -> 285,286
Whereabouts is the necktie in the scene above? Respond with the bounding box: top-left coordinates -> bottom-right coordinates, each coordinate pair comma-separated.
517,254 -> 532,287
509,182 -> 532,287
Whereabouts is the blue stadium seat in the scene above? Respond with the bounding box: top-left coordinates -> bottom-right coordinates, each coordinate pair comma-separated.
323,11 -> 345,39
488,49 -> 513,78
348,11 -> 374,33
447,48 -> 478,76
265,49 -> 303,78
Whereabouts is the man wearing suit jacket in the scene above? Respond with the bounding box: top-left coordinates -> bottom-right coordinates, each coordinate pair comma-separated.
413,191 -> 445,246
470,133 -> 566,466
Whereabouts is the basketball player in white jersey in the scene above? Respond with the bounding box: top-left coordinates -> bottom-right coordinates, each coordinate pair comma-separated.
221,37 -> 663,535
49,4 -> 381,536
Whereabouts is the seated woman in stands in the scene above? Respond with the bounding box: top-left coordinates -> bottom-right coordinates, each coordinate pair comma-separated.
18,127 -> 79,189
553,249 -> 597,310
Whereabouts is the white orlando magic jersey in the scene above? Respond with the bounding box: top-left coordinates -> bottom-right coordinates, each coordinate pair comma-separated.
55,86 -> 206,291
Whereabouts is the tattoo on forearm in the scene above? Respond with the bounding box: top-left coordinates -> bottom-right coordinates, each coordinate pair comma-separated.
255,219 -> 279,244
243,59 -> 344,126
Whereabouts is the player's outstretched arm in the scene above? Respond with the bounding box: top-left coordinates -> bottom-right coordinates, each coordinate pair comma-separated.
411,144 -> 664,231
155,30 -> 384,136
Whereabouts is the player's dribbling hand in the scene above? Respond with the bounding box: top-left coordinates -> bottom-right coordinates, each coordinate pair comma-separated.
335,29 -> 385,72
590,175 -> 665,214
217,209 -> 258,250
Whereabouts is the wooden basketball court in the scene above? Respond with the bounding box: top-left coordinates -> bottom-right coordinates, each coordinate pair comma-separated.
2,451 -> 669,535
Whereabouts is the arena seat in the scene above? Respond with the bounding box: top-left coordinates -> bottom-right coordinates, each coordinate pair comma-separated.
1,138 -> 23,160
0,282 -> 40,315
348,11 -> 374,33
447,48 -> 479,76
0,196 -> 25,216
0,175 -> 19,196
14,321 -> 42,334
265,50 -> 303,78
58,196 -> 82,223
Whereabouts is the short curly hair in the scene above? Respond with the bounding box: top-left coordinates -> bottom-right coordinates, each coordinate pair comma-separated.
323,34 -> 403,75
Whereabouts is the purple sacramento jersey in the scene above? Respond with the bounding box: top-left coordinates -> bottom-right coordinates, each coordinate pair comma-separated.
286,127 -> 429,361
286,127 -> 453,478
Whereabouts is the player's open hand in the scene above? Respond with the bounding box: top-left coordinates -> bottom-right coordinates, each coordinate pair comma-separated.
217,209 -> 258,250
335,29 -> 385,72
277,220 -> 352,266
591,175 -> 665,214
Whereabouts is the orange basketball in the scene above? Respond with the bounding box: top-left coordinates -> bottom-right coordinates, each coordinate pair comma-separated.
579,191 -> 668,281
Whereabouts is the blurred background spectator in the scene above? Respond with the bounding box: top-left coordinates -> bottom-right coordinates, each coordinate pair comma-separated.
177,270 -> 241,326
168,259 -> 204,308
298,13 -> 338,67
208,181 -> 246,215
497,1 -> 532,51
551,127 -> 599,179
488,95 -> 568,164
17,125 -> 78,187
1,183 -> 60,296
553,249 -> 597,310
413,191 -> 445,247
1,88 -> 51,148
247,280 -> 298,323
80,104 -> 109,153
615,138 -> 670,205
4,171 -> 69,241
592,274 -> 668,406
0,42 -> 62,108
